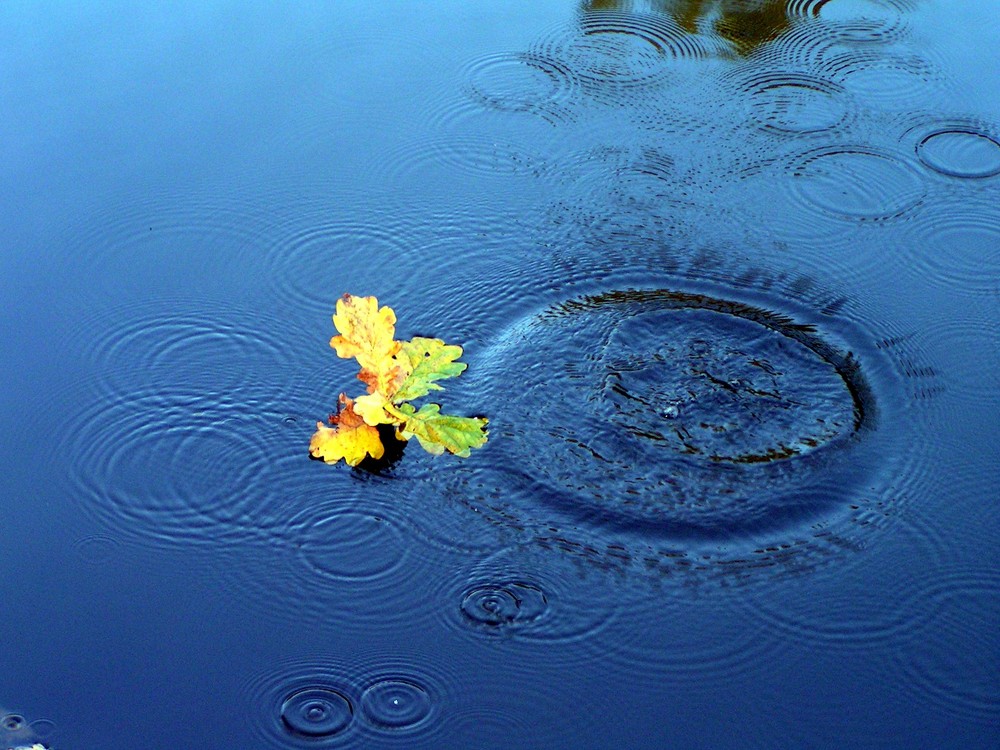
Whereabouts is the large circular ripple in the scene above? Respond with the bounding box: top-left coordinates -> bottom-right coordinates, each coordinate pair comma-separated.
479,287 -> 883,552
725,70 -> 853,135
530,11 -> 723,96
460,51 -> 579,125
61,390 -> 281,548
788,145 -> 926,221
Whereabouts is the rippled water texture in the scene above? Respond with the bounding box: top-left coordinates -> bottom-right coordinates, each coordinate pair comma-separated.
1,1 -> 998,748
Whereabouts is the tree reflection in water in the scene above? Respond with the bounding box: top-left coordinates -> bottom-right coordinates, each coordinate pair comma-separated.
584,0 -> 795,55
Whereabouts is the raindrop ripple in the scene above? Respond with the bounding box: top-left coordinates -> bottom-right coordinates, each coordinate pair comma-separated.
916,126 -> 1000,179
448,270 -> 927,578
360,679 -> 433,730
788,145 -> 925,221
281,688 -> 353,738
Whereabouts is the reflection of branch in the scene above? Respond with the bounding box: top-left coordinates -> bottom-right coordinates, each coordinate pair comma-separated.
712,0 -> 791,54
582,0 -> 793,56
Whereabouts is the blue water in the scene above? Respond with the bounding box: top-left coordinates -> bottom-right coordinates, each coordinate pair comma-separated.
2,1 -> 998,747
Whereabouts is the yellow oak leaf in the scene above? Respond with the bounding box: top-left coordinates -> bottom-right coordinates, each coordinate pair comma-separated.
329,294 -> 402,373
352,391 -> 396,426
309,396 -> 385,466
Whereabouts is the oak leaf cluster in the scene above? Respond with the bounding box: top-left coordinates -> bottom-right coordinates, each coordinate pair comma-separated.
309,294 -> 488,466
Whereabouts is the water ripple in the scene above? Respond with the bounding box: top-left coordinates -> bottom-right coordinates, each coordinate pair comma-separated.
460,50 -> 580,125
211,459 -> 457,631
602,588 -> 783,695
378,133 -> 551,188
284,505 -> 409,583
913,298 -> 1000,403
529,11 -> 723,96
818,48 -> 943,111
72,534 -> 122,566
65,189 -> 280,302
243,653 -> 461,748
439,545 -> 622,655
401,242 -> 941,582
890,567 -> 1000,723
262,196 -> 421,322
549,143 -> 686,216
748,19 -> 843,71
787,144 -> 926,222
448,707 -> 535,749
723,69 -> 854,135
244,660 -> 358,747
804,0 -> 913,45
281,688 -> 353,739
738,517 -> 944,649
897,191 -> 1000,296
899,116 -> 1000,179
482,287 -> 877,541
1,711 -> 56,749
360,679 -> 432,731
60,389 -> 282,549
70,298 -> 298,402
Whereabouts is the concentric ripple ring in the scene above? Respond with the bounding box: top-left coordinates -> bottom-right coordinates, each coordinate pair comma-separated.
480,287 -> 881,546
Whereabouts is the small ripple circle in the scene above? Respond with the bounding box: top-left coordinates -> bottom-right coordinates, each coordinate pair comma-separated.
280,688 -> 353,738
2,714 -> 25,732
360,679 -> 432,730
461,581 -> 548,627
917,128 -> 1000,179
462,50 -> 578,124
529,11 -> 722,94
441,546 -> 622,651
73,534 -> 122,565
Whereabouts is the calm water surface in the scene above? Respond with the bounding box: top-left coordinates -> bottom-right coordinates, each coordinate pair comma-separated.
2,1 -> 998,747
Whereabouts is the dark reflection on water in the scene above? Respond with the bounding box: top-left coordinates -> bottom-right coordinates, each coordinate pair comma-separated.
586,0 -> 794,55
1,0 -> 999,748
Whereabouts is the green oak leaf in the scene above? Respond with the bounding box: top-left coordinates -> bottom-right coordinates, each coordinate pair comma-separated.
396,402 -> 488,457
392,337 -> 467,402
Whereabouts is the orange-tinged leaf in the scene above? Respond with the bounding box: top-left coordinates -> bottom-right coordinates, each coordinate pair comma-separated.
358,359 -> 409,398
309,397 -> 385,466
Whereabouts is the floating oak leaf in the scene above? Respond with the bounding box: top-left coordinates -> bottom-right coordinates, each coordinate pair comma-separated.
358,361 -> 409,399
352,391 -> 396,426
329,294 -> 402,373
396,402 -> 489,457
393,337 -> 468,402
309,395 -> 385,466
313,295 -> 487,465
